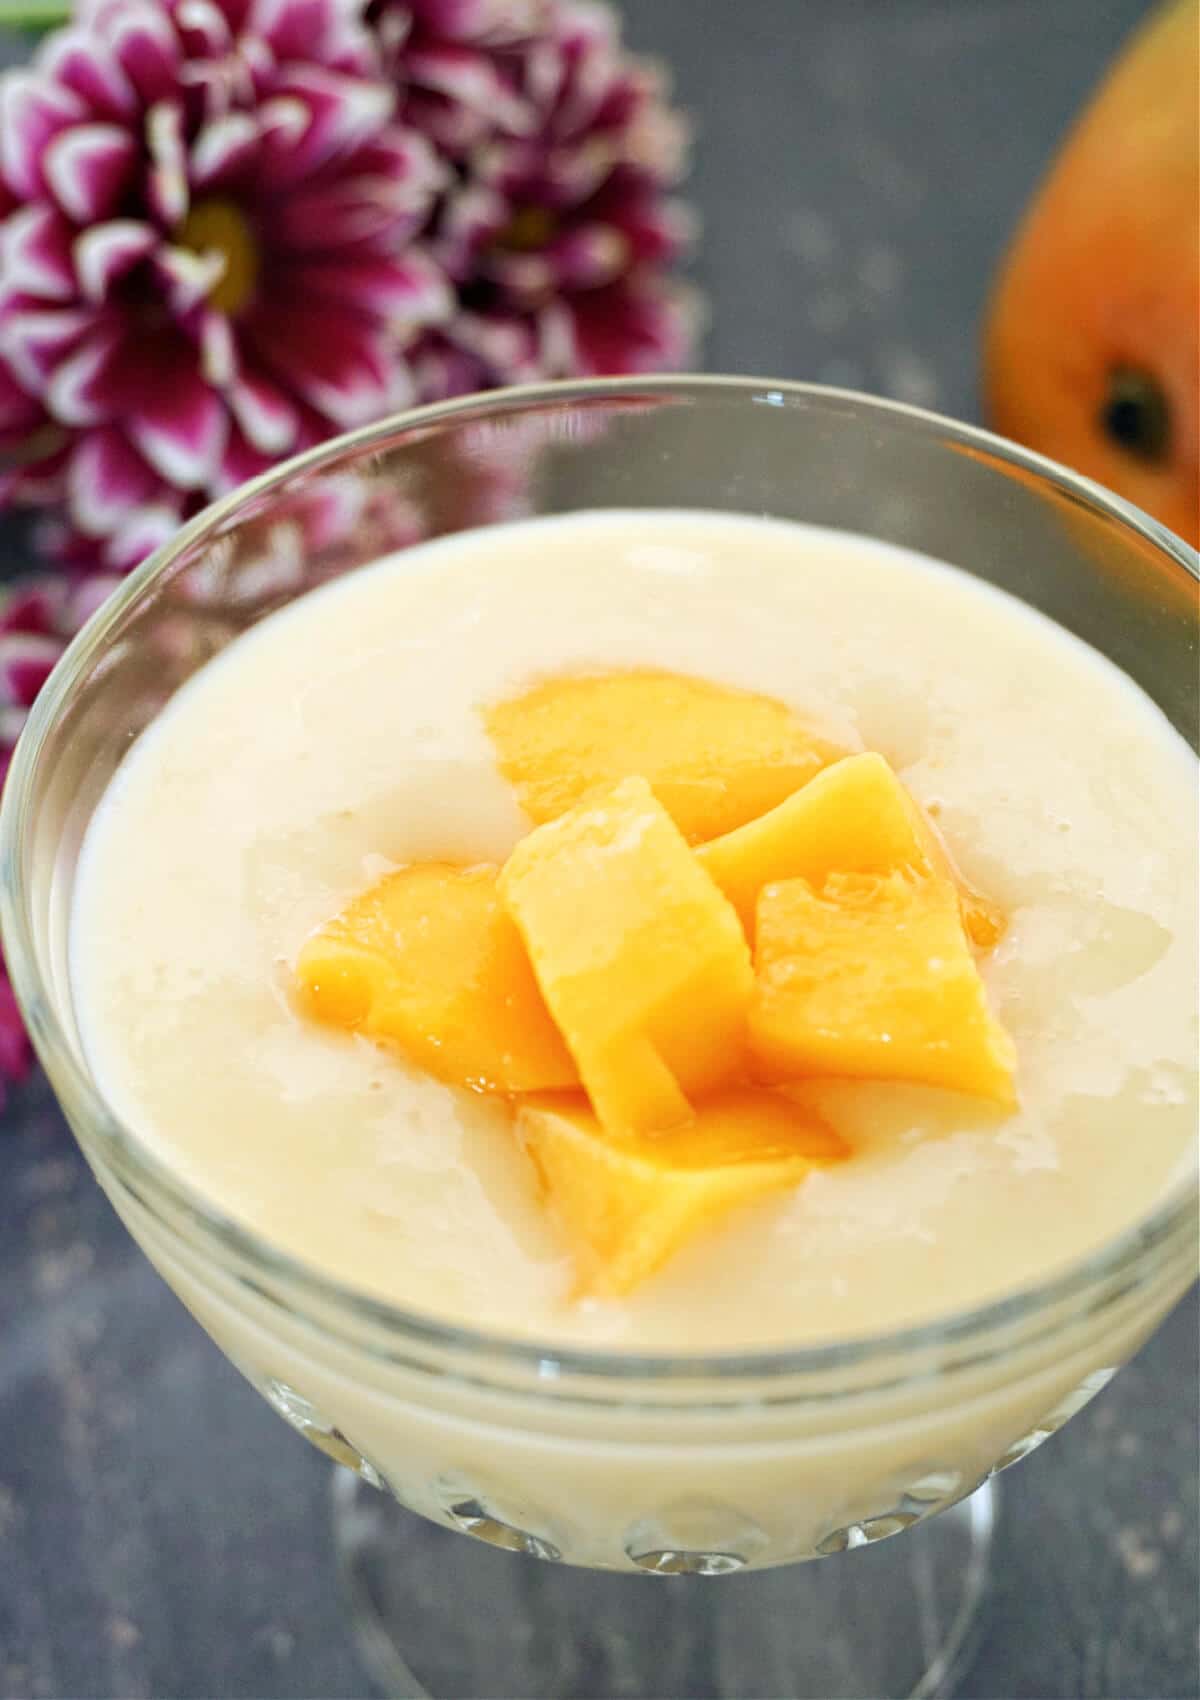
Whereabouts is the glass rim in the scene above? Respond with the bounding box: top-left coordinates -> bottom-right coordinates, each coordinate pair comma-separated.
2,373 -> 1197,1385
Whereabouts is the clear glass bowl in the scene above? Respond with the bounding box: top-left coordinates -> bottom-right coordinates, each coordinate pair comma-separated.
2,378 -> 1196,1700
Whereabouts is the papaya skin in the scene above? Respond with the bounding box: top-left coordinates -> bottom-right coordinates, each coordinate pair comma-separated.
984,0 -> 1199,546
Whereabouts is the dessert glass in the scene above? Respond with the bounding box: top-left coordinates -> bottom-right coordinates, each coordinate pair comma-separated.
2,378 -> 1196,1700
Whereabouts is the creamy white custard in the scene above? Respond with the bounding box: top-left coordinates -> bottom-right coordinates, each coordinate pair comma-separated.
70,511 -> 1198,1351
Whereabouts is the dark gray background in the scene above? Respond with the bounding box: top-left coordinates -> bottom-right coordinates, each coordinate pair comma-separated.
2,2 -> 1197,1697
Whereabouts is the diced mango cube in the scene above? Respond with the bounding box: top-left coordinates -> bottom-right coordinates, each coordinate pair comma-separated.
518,1089 -> 848,1295
697,752 -> 1004,949
484,668 -> 851,845
295,863 -> 578,1094
750,870 -> 1016,1103
499,777 -> 754,1135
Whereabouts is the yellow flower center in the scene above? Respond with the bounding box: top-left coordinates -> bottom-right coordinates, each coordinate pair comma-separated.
497,205 -> 557,253
176,198 -> 260,316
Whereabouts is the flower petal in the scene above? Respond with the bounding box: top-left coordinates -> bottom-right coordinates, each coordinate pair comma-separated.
587,169 -> 694,263
214,422 -> 276,494
260,67 -> 394,185
535,297 -> 574,373
249,301 -> 405,428
500,132 -> 618,208
405,44 -> 531,135
269,174 -> 419,252
268,131 -> 441,256
0,576 -> 67,638
36,31 -> 137,123
432,308 -> 541,388
73,220 -> 158,303
0,204 -> 76,302
0,357 -> 45,433
45,325 -> 125,425
198,308 -> 237,388
44,123 -> 137,225
252,0 -> 377,75
621,74 -> 690,181
0,72 -> 84,201
410,330 -> 489,401
542,222 -> 629,290
153,244 -> 225,315
189,111 -> 259,190
145,99 -> 189,227
481,247 -> 552,303
172,0 -> 234,60
546,6 -> 618,135
128,370 -> 227,490
289,250 -> 452,324
432,180 -> 507,277
0,631 -> 62,709
227,364 -> 297,454
565,278 -> 698,376
107,2 -> 183,107
105,501 -> 184,570
406,0 -> 545,45
67,425 -> 161,537
255,94 -> 309,156
41,319 -> 190,429
0,306 -> 94,392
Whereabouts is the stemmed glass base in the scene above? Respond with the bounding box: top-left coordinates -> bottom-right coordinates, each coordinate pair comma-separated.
332,1468 -> 997,1700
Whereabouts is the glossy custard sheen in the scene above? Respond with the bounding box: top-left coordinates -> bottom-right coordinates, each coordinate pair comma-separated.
70,512 -> 1199,1349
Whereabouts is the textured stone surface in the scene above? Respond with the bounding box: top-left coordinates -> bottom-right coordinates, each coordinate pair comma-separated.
2,3 -> 1196,1697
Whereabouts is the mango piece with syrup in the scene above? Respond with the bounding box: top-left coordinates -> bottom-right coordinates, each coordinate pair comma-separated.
750,869 -> 1016,1104
698,751 -> 1004,948
518,1088 -> 848,1296
485,668 -> 851,845
499,776 -> 754,1136
295,862 -> 578,1093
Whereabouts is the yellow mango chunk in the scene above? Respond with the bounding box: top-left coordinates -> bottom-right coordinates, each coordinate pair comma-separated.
484,668 -> 850,845
295,863 -> 578,1094
698,752 -> 1004,949
518,1089 -> 848,1295
499,777 -> 754,1135
750,870 -> 1016,1104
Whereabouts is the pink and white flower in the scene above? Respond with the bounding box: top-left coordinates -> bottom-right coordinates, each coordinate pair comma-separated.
382,0 -> 698,398
0,0 -> 694,569
0,0 -> 448,568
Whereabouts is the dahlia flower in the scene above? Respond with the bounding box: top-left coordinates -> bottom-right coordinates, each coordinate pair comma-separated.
389,0 -> 698,398
0,0 -> 448,568
0,0 -> 693,567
